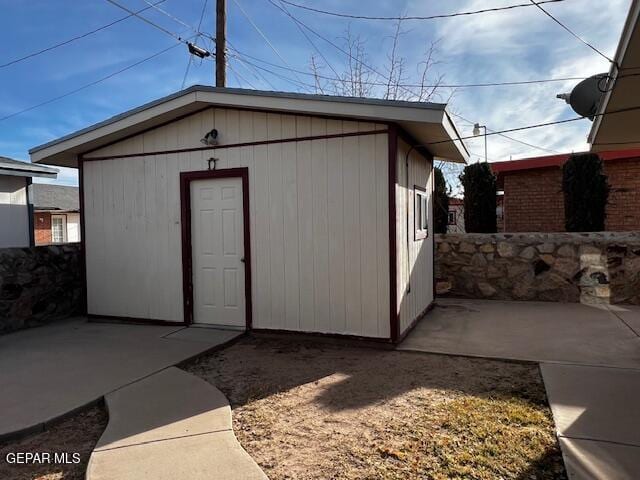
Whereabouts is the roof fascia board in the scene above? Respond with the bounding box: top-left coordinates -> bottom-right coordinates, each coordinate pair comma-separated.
30,92 -> 199,163
0,167 -> 57,178
588,0 -> 640,144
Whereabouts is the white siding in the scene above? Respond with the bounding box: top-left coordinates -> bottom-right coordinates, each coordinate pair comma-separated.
83,108 -> 390,338
0,175 -> 29,248
67,212 -> 80,242
396,138 -> 434,336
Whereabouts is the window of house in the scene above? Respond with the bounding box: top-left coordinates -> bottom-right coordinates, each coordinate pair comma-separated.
448,210 -> 456,225
51,215 -> 66,243
415,187 -> 428,240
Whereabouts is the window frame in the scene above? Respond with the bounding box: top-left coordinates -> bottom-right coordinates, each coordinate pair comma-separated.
414,185 -> 429,241
51,214 -> 67,244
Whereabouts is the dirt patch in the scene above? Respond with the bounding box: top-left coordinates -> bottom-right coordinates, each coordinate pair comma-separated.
186,336 -> 566,480
0,405 -> 107,480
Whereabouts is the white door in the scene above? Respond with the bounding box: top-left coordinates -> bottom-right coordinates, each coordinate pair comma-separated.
191,177 -> 246,328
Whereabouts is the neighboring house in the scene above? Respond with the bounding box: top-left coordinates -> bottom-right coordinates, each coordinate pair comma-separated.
32,184 -> 80,245
447,197 -> 465,233
30,86 -> 468,342
589,0 -> 640,151
0,156 -> 57,248
491,150 -> 640,232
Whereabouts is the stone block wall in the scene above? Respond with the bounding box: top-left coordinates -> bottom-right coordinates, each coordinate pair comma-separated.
0,244 -> 82,334
436,232 -> 640,305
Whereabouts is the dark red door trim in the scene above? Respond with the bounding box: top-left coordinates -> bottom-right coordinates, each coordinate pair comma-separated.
180,167 -> 252,330
388,125 -> 399,343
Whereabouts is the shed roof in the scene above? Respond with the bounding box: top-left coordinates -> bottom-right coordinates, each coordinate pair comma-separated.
32,184 -> 79,212
29,86 -> 469,167
0,156 -> 58,179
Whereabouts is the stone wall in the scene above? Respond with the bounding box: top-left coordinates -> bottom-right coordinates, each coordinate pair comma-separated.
435,232 -> 640,305
0,244 -> 82,334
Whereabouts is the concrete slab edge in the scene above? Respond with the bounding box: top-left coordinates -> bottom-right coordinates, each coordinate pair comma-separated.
0,330 -> 244,444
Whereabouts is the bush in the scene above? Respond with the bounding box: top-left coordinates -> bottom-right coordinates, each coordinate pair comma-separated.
460,162 -> 497,233
562,153 -> 609,232
434,167 -> 449,234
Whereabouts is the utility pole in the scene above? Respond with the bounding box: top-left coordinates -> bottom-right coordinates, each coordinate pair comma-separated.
215,0 -> 226,87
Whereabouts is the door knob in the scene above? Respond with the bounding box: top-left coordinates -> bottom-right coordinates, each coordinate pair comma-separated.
240,257 -> 245,263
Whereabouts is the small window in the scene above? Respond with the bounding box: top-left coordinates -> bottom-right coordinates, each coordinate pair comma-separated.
448,210 -> 456,225
51,215 -> 66,243
414,187 -> 428,240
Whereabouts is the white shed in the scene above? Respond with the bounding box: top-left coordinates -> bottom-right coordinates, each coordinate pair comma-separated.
30,87 -> 468,342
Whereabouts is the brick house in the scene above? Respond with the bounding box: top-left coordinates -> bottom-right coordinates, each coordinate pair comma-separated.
32,184 -> 80,245
491,150 -> 640,232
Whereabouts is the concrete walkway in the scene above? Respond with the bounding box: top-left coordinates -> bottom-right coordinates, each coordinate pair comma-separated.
87,367 -> 266,480
0,319 -> 241,440
400,299 -> 640,479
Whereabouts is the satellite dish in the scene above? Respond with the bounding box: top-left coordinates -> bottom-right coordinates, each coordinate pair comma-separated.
557,73 -> 608,120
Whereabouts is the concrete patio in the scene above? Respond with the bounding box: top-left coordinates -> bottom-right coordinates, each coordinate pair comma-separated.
0,318 -> 241,440
400,298 -> 640,480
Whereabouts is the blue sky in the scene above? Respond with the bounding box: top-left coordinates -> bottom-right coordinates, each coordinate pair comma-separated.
0,0 -> 632,190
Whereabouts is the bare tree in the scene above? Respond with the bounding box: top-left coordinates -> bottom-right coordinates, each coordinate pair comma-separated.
308,20 -> 445,103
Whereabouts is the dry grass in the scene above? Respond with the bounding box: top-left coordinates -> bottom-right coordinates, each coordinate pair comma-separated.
186,336 -> 566,480
0,405 -> 107,480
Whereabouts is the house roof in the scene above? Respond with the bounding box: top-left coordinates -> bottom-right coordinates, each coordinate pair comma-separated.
0,156 -> 58,179
29,86 -> 469,167
32,184 -> 79,212
588,0 -> 640,151
490,149 -> 640,174
490,149 -> 640,188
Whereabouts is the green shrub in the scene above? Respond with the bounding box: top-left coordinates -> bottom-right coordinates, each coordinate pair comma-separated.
460,162 -> 497,233
434,167 -> 449,234
562,153 -> 609,232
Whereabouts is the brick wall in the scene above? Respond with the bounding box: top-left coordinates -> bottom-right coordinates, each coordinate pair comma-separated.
503,168 -> 564,232
501,158 -> 640,232
34,212 -> 51,245
605,159 -> 640,231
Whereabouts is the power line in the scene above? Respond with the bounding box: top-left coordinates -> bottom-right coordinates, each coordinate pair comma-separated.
278,0 -> 566,21
420,105 -> 640,148
231,0 -> 312,92
267,0 -> 561,155
0,41 -> 188,124
104,0 -> 188,43
0,0 -> 168,69
227,59 -> 258,89
276,0 -> 342,81
529,0 -> 615,64
182,0 -> 209,89
230,47 -> 587,88
448,111 -> 560,154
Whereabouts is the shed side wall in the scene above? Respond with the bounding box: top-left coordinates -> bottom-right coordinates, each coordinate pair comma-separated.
82,109 -> 390,338
0,175 -> 29,248
396,138 -> 434,336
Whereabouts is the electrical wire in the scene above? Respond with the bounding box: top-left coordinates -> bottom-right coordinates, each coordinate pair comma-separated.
104,0 -> 188,43
529,0 -> 615,64
0,0 -> 168,69
267,0 -> 562,155
0,40 -> 190,124
419,105 -> 640,148
230,47 -> 587,88
181,0 -> 209,89
231,0 -> 312,92
278,0 -> 566,21
448,111 -> 560,154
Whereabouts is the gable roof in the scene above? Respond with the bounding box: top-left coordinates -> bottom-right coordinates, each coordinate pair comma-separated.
0,156 -> 58,179
32,184 -> 79,212
29,86 -> 469,167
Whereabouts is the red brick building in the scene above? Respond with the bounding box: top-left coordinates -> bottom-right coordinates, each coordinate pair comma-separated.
491,150 -> 640,232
